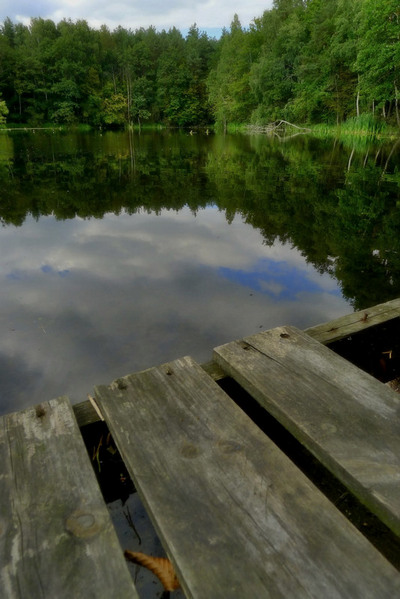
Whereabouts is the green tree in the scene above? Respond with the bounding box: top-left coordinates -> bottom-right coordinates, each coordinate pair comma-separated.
0,94 -> 8,126
250,1 -> 307,123
0,21 -> 16,113
9,23 -> 35,120
289,0 -> 339,123
156,28 -> 191,125
328,0 -> 360,121
183,25 -> 216,125
131,76 -> 151,127
101,91 -> 127,125
50,19 -> 101,123
356,0 -> 400,124
25,19 -> 59,122
50,79 -> 80,123
208,15 -> 262,129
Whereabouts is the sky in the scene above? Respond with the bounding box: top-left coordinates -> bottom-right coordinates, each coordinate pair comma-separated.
0,1 -> 274,38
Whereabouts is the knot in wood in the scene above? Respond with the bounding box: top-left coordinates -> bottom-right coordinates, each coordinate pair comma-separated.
66,509 -> 101,538
180,442 -> 202,459
217,439 -> 242,454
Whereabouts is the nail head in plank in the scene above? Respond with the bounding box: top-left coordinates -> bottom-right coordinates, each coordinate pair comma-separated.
95,356 -> 400,598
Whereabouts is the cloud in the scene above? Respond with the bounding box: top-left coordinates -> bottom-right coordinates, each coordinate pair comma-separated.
1,0 -> 274,35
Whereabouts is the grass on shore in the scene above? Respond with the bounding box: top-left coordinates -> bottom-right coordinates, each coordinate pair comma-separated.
309,114 -> 399,142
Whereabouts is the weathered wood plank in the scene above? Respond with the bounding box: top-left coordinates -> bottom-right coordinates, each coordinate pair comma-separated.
200,359 -> 226,381
74,361 -> 226,427
214,326 -> 400,537
73,398 -> 100,427
0,396 -> 138,599
305,297 -> 400,344
95,357 -> 400,599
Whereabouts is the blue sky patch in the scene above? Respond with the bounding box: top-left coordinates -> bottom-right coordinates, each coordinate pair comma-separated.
6,271 -> 22,280
41,264 -> 70,277
219,258 -> 330,301
41,264 -> 53,273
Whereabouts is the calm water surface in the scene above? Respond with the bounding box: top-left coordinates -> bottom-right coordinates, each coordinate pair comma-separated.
1,129 -> 400,414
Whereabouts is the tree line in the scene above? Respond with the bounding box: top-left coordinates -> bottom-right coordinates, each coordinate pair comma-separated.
0,19 -> 217,127
0,0 -> 399,128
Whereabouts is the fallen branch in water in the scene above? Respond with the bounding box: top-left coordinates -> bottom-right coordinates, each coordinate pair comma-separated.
247,120 -> 311,136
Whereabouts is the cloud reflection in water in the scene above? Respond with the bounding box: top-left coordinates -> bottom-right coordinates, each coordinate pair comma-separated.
0,206 -> 350,413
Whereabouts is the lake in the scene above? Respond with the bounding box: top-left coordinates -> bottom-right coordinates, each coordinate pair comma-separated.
1,128 -> 400,415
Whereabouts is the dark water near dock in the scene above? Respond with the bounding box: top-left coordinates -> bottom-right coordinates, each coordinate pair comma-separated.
1,129 -> 400,414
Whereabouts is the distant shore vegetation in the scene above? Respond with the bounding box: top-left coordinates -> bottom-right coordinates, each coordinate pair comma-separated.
0,1 -> 399,134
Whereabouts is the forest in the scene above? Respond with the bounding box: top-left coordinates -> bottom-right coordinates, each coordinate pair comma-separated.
0,0 -> 399,129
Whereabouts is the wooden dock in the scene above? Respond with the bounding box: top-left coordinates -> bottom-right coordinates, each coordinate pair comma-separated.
2,298 -> 400,598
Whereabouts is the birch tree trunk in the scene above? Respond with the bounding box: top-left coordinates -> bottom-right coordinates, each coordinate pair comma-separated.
395,83 -> 400,127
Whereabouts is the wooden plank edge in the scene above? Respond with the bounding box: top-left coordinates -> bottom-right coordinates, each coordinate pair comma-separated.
73,399 -> 100,428
200,359 -> 226,380
305,297 -> 400,344
74,360 -> 227,427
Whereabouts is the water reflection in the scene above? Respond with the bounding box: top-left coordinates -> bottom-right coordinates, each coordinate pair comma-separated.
1,130 -> 399,413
